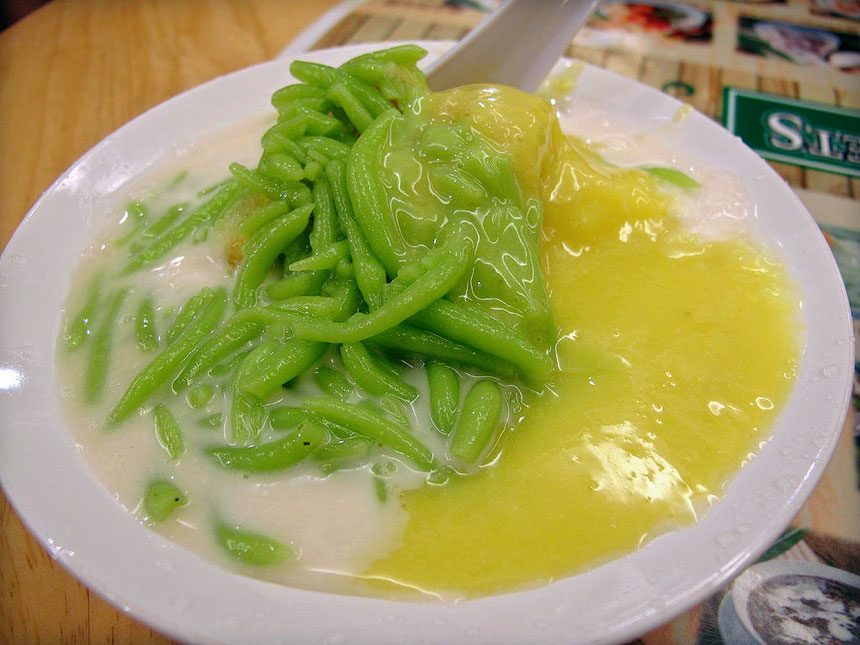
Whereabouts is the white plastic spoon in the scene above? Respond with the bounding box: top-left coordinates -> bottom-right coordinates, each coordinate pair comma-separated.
425,0 -> 600,92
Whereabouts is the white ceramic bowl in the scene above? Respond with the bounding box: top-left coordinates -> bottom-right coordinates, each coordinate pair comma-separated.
0,42 -> 853,644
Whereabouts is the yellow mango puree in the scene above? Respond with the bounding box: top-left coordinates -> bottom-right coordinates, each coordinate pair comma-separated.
365,86 -> 800,597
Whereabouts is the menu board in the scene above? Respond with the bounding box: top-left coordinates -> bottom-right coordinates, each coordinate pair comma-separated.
286,1 -> 860,642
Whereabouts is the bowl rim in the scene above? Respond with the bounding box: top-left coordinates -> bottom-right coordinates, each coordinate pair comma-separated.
0,41 -> 853,644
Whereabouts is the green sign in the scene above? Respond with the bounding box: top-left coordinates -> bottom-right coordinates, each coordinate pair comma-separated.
723,87 -> 860,178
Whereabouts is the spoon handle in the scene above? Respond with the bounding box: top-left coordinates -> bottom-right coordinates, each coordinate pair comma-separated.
425,0 -> 599,93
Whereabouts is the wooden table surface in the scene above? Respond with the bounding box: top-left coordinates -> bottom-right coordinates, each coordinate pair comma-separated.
1,1 -> 857,644
0,2 -> 339,641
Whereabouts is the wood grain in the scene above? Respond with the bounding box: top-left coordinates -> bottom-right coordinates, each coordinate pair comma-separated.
0,1 -> 338,641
